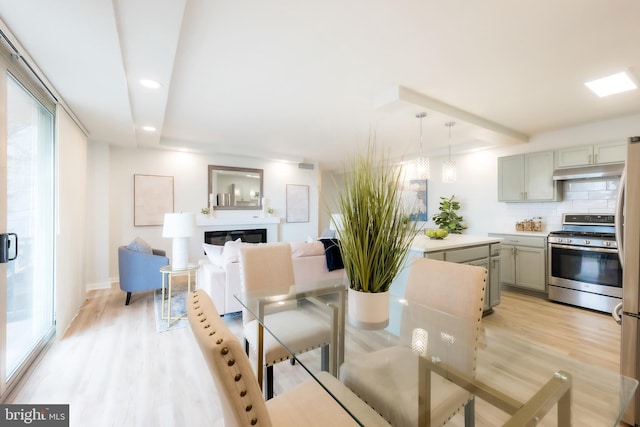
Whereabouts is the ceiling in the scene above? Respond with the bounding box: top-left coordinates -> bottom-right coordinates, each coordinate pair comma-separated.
1,0 -> 639,169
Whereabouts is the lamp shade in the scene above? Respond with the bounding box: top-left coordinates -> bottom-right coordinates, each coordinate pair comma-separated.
162,212 -> 195,238
162,212 -> 195,269
330,213 -> 344,232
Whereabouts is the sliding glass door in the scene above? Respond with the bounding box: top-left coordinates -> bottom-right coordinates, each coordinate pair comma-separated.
0,69 -> 55,392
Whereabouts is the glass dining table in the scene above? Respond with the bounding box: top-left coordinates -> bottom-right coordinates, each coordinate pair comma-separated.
235,279 -> 637,426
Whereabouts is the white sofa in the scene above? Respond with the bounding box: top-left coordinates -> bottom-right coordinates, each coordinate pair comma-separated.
198,240 -> 345,316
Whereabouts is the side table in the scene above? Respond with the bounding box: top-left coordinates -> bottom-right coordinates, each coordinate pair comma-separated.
160,264 -> 198,328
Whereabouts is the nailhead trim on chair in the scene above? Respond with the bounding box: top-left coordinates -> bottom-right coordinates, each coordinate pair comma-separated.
189,290 -> 266,426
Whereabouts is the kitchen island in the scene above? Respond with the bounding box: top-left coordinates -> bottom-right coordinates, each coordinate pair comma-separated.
391,234 -> 502,313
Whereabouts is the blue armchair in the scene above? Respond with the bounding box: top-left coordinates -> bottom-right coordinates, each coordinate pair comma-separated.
118,246 -> 169,305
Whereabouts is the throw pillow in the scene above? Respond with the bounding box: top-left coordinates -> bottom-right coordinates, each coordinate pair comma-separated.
203,243 -> 224,267
127,236 -> 153,254
290,241 -> 324,258
222,238 -> 244,264
319,238 -> 344,271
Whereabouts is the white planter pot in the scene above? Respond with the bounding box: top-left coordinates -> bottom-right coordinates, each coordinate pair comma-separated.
347,288 -> 390,330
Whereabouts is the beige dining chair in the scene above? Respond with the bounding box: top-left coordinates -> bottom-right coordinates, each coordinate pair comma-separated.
340,258 -> 487,427
187,289 -> 391,427
238,242 -> 333,400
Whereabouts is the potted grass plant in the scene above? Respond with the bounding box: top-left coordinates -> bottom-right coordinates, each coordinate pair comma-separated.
335,145 -> 419,329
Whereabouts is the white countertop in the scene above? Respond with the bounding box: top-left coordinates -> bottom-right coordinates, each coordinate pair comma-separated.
411,234 -> 502,253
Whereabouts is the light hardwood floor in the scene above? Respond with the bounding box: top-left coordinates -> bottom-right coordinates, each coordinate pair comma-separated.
4,284 -> 622,427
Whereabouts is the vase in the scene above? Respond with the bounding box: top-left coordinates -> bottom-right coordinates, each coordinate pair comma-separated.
347,288 -> 390,330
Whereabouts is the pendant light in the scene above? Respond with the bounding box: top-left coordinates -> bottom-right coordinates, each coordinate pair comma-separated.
442,121 -> 456,183
415,112 -> 429,179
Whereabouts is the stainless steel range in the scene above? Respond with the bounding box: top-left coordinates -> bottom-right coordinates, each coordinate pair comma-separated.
548,213 -> 622,313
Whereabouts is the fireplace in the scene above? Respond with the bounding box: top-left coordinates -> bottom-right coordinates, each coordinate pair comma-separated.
204,229 -> 267,246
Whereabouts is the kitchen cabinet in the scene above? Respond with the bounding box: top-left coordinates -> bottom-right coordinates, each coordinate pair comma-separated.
555,141 -> 626,168
498,151 -> 560,202
393,235 -> 502,313
489,233 -> 547,293
489,243 -> 501,308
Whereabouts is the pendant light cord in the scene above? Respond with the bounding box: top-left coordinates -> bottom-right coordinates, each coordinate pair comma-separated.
416,112 -> 427,154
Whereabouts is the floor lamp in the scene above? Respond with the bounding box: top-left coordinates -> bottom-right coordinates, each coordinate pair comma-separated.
162,212 -> 195,269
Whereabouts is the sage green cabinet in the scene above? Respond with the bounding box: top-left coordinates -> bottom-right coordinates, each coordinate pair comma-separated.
498,151 -> 559,202
426,244 -> 499,312
489,233 -> 547,293
392,237 -> 502,313
556,141 -> 626,168
489,243 -> 501,308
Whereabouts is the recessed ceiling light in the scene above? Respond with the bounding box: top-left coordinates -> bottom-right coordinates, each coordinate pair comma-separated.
140,79 -> 161,89
585,71 -> 637,97
142,126 -> 156,132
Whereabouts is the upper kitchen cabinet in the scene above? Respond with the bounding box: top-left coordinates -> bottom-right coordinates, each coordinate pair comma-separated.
498,151 -> 560,202
555,141 -> 626,168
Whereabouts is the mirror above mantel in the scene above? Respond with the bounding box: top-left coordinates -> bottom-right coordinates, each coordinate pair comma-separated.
208,165 -> 263,210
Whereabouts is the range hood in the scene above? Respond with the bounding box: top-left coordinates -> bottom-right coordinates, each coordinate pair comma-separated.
552,163 -> 625,180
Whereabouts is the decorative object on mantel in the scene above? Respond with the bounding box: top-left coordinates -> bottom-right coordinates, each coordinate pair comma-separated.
162,212 -> 195,269
335,144 -> 418,330
266,207 -> 274,217
208,193 -> 216,214
432,195 -> 466,234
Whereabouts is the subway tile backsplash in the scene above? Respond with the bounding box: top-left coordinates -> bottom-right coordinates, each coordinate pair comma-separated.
502,176 -> 620,232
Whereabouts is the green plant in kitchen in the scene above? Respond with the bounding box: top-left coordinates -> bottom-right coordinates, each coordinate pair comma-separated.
432,194 -> 467,234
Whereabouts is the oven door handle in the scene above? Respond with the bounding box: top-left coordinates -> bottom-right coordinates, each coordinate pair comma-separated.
548,243 -> 619,254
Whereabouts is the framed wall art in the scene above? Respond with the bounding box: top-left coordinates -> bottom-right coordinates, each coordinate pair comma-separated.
286,184 -> 309,223
134,174 -> 174,226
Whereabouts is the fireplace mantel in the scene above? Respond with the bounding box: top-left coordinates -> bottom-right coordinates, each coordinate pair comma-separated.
196,215 -> 280,227
196,215 -> 281,243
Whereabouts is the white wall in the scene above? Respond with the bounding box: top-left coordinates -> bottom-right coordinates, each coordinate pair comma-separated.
55,107 -> 88,337
99,146 -> 321,286
85,141 -> 110,289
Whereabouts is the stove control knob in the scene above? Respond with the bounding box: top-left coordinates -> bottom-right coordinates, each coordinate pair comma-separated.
584,240 -> 590,245
566,239 -> 572,244
605,241 -> 612,247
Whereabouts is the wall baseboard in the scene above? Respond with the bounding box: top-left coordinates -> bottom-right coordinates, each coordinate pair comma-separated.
86,279 -> 116,291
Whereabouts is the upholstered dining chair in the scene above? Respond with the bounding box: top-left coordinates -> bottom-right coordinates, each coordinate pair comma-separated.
238,242 -> 333,400
187,289 -> 391,427
340,258 -> 487,427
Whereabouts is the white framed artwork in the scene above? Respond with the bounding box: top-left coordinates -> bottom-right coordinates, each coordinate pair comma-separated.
134,174 -> 174,226
286,184 -> 309,223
